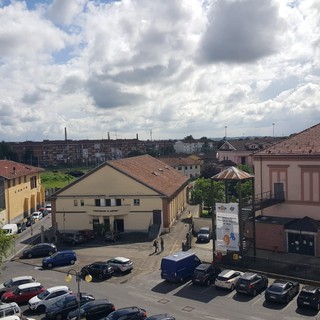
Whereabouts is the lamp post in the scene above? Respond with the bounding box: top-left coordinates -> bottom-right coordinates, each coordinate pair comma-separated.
65,269 -> 92,320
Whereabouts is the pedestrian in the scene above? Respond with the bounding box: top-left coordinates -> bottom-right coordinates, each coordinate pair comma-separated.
160,236 -> 164,252
153,239 -> 158,253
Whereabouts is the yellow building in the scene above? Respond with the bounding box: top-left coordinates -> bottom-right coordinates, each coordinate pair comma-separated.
51,155 -> 189,235
0,160 -> 45,224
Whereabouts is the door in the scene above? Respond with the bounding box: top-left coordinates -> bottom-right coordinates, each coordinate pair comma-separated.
104,218 -> 110,232
92,219 -> 100,235
152,210 -> 162,225
288,232 -> 315,256
274,183 -> 284,200
114,219 -> 124,232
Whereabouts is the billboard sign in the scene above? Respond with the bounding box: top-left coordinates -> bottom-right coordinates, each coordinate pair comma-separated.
215,203 -> 239,252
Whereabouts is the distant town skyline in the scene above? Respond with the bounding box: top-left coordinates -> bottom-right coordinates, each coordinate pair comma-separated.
1,0 -> 319,141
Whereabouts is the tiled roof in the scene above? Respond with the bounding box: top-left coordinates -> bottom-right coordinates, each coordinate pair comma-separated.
159,156 -> 200,167
0,160 -> 44,179
211,166 -> 254,180
255,123 -> 320,156
108,155 -> 189,197
220,138 -> 284,152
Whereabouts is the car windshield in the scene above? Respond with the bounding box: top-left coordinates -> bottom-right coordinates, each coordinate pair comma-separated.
194,269 -> 206,275
3,279 -> 13,287
13,288 -> 20,295
50,252 -> 59,258
37,290 -> 50,300
269,285 -> 283,293
299,291 -> 315,298
199,229 -> 209,234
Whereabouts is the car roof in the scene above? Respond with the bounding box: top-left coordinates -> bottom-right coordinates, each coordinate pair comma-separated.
112,306 -> 144,315
56,250 -> 76,254
82,299 -> 112,307
32,211 -> 41,214
199,227 -> 210,230
195,263 -> 211,271
0,302 -> 19,309
34,242 -> 56,247
146,314 -> 175,320
10,275 -> 34,282
301,285 -> 319,293
18,282 -> 42,289
218,269 -> 238,277
272,279 -> 291,287
240,272 -> 259,280
46,286 -> 69,292
113,257 -> 131,262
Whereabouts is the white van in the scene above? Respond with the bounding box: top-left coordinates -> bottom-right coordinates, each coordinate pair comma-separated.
0,302 -> 21,318
1,224 -> 18,235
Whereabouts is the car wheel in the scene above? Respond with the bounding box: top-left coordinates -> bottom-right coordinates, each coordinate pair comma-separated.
252,289 -> 257,296
36,305 -> 46,314
27,253 -> 33,259
98,273 -> 104,280
70,260 -> 75,265
55,313 -> 63,320
230,284 -> 235,291
47,263 -> 53,268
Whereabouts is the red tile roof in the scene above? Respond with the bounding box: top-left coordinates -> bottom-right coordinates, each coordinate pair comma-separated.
108,155 -> 189,197
255,123 -> 320,156
159,156 -> 200,167
0,160 -> 44,179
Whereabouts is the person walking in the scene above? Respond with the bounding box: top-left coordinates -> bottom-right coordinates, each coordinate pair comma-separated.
160,236 -> 164,252
153,239 -> 158,253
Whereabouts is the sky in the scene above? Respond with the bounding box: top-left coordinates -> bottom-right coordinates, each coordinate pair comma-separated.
0,0 -> 320,142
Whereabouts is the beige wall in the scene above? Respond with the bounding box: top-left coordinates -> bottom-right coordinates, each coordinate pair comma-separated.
53,164 -> 187,233
218,150 -> 253,166
3,173 -> 44,224
254,156 -> 320,219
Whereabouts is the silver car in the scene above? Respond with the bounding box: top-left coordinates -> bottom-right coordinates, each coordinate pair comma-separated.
106,257 -> 133,273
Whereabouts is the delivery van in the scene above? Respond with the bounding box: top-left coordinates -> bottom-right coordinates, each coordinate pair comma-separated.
1,224 -> 18,235
161,251 -> 201,282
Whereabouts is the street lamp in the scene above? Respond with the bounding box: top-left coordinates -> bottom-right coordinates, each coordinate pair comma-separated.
65,269 -> 92,320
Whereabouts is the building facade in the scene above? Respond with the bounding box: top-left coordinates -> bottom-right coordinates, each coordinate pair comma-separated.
253,123 -> 320,256
50,155 -> 189,235
0,160 -> 45,225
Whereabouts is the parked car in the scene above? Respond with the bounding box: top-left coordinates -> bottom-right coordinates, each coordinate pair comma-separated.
235,272 -> 268,296
1,283 -> 45,304
297,285 -> 320,310
67,299 -> 115,320
28,285 -> 72,313
60,233 -> 85,246
265,279 -> 300,304
45,204 -> 52,213
103,306 -> 147,320
197,227 -> 212,243
1,224 -> 18,235
25,216 -> 35,227
106,257 -> 133,274
192,263 -> 221,286
215,269 -> 243,290
31,211 -> 43,221
81,261 -> 114,280
22,243 -> 57,259
0,302 -> 22,318
145,314 -> 175,320
16,222 -> 26,233
39,207 -> 49,216
42,250 -> 77,269
0,276 -> 36,298
105,231 -> 121,242
45,293 -> 95,320
78,229 -> 96,241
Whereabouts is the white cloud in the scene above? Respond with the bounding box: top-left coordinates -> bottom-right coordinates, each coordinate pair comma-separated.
0,0 -> 319,142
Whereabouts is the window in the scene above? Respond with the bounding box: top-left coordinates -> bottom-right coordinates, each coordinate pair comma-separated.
178,166 -> 182,170
12,179 -> 15,187
190,166 -> 192,169
74,200 -> 78,206
116,199 -> 121,206
134,199 -> 140,206
95,199 -> 101,206
80,200 -> 84,206
106,199 -> 111,206
18,177 -> 21,184
185,166 -> 187,170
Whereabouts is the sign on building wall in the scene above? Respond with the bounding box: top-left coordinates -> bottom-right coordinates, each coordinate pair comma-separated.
215,203 -> 239,252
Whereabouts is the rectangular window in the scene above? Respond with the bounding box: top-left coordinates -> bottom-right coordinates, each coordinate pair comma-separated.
185,166 -> 188,170
18,177 -> 21,184
24,175 -> 27,183
12,179 -> 15,187
80,200 -> 84,206
134,199 -> 140,206
95,199 -> 101,206
190,166 -> 192,169
178,166 -> 182,170
74,200 -> 78,206
116,199 -> 121,206
105,199 -> 111,206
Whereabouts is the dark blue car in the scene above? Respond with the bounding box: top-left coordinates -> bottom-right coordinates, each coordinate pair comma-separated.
42,250 -> 77,269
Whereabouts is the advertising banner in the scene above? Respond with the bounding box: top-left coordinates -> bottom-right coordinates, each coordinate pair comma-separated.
215,203 -> 239,252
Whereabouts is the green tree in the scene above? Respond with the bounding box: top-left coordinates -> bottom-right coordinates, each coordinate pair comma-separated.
0,141 -> 18,161
0,231 -> 15,269
190,178 -> 224,209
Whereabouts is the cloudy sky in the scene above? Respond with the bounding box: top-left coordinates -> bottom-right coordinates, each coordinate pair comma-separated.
1,0 -> 320,142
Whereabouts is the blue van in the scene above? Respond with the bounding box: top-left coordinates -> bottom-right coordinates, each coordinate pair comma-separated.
160,251 -> 201,282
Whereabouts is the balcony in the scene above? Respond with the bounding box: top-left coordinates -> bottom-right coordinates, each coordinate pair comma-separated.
86,204 -> 131,216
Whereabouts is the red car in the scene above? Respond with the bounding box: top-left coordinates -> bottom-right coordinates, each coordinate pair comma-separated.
1,282 -> 45,304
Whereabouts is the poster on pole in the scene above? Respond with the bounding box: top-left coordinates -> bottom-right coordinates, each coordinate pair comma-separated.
215,203 -> 239,252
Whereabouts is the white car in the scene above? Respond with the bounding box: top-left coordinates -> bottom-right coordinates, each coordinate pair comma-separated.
32,211 -> 43,220
45,204 -> 52,213
106,257 -> 133,273
28,285 -> 72,313
215,269 -> 243,290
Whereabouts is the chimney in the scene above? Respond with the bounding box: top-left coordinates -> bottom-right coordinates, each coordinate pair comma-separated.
13,167 -> 16,175
65,127 -> 67,141
108,132 -> 110,140
136,133 -> 139,140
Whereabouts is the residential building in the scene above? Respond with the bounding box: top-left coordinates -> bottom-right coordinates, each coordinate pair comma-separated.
218,138 -> 284,167
159,156 -> 202,178
50,155 -> 189,235
0,160 -> 45,224
252,123 -> 320,256
174,138 -> 217,154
